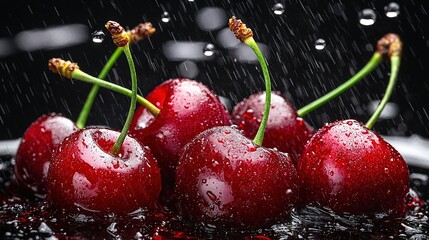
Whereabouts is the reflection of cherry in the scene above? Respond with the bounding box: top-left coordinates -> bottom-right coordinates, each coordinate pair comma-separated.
297,120 -> 409,216
47,127 -> 161,213
129,78 -> 232,185
14,113 -> 77,197
232,91 -> 313,161
175,17 -> 298,229
175,126 -> 298,228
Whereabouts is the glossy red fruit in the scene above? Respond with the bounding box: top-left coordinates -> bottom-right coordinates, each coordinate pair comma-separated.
47,127 -> 161,214
232,92 -> 313,162
297,119 -> 409,217
129,78 -> 232,185
14,113 -> 77,197
175,126 -> 299,229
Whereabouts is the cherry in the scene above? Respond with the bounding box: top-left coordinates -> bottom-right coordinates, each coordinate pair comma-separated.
46,21 -> 161,214
232,91 -> 313,161
47,127 -> 161,213
50,67 -> 230,205
297,34 -> 407,217
14,113 -> 77,197
297,119 -> 409,216
232,34 -> 399,161
174,17 -> 299,229
14,22 -> 155,198
175,126 -> 298,228
52,66 -> 231,189
129,78 -> 232,185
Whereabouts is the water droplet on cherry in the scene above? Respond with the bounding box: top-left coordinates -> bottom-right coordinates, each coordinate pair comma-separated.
206,191 -> 217,202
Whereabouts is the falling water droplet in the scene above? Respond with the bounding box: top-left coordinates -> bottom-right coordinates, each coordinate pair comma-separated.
384,2 -> 400,18
203,43 -> 216,56
188,0 -> 195,2
315,38 -> 326,50
272,3 -> 285,15
91,31 -> 105,43
161,11 -> 171,23
359,9 -> 377,26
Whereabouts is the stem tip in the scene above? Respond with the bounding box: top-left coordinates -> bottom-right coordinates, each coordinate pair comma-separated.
376,33 -> 403,58
105,21 -> 129,47
48,58 -> 79,79
129,22 -> 156,44
229,16 -> 254,42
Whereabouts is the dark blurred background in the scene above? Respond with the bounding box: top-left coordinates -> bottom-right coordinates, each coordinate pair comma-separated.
1,0 -> 428,140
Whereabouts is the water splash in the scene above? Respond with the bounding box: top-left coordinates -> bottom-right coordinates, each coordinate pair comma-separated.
38,222 -> 53,234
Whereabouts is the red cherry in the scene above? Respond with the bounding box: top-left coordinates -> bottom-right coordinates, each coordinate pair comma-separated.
175,126 -> 298,229
14,113 -> 77,197
232,91 -> 313,162
129,78 -> 232,185
47,127 -> 161,214
297,119 -> 409,217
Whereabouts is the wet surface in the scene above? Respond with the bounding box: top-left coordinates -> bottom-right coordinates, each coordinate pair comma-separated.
1,0 -> 429,140
1,142 -> 429,239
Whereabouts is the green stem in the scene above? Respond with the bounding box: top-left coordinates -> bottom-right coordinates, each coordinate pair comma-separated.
75,48 -> 124,129
244,38 -> 271,146
297,53 -> 383,117
110,44 -> 137,155
71,70 -> 160,116
365,56 -> 401,129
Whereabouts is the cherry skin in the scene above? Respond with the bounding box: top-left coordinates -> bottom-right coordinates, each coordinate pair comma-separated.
175,126 -> 299,229
129,78 -> 232,185
297,119 -> 409,217
47,127 -> 161,214
14,113 -> 77,197
232,91 -> 313,162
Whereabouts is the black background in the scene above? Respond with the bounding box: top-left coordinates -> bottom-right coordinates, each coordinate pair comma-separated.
1,0 -> 428,140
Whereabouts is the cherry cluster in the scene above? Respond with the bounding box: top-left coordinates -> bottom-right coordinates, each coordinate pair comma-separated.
13,17 -> 410,231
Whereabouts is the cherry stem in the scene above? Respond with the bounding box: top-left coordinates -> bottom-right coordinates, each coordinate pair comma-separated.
75,48 -> 124,129
245,38 -> 271,146
297,52 -> 383,117
110,44 -> 137,155
70,70 -> 160,116
74,22 -> 156,129
365,55 -> 401,129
